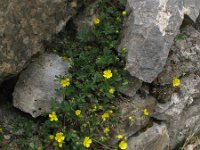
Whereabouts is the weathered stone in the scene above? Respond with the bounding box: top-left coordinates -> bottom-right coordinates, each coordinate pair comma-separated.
183,0 -> 200,22
110,94 -> 156,145
154,74 -> 200,120
0,0 -> 75,83
153,74 -> 200,148
120,73 -> 142,97
127,123 -> 170,150
151,26 -> 200,148
119,0 -> 200,82
155,26 -> 200,85
183,138 -> 200,150
13,53 -> 69,117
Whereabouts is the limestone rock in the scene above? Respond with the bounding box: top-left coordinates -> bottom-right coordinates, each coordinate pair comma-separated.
127,123 -> 170,150
0,0 -> 75,83
155,26 -> 200,85
110,94 -> 156,145
120,0 -> 200,82
151,26 -> 200,148
153,74 -> 200,148
13,53 -> 69,117
183,0 -> 200,21
120,73 -> 142,97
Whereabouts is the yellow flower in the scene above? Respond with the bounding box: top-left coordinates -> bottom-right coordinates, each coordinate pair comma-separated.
49,135 -> 54,140
55,132 -> 65,143
0,128 -> 3,133
172,78 -> 181,87
92,18 -> 100,25
103,69 -> 112,79
75,110 -> 81,116
60,78 -> 70,87
104,127 -> 110,134
122,10 -> 127,16
143,108 -> 149,116
83,136 -> 92,148
128,116 -> 133,121
37,147 -> 42,150
109,87 -> 115,94
119,140 -> 128,150
108,110 -> 113,114
58,141 -> 64,148
116,135 -> 123,139
102,112 -> 110,121
49,112 -> 58,122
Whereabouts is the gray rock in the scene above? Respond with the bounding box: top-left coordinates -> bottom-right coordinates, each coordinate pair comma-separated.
111,94 -> 156,145
0,0 -> 76,83
151,26 -> 200,148
155,26 -> 200,85
153,74 -> 200,148
183,0 -> 200,21
13,53 -> 69,117
154,74 -> 200,119
120,73 -> 142,97
127,123 -> 170,150
119,0 -> 200,82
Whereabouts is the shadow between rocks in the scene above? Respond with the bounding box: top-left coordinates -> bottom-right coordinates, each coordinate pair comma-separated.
0,76 -> 40,128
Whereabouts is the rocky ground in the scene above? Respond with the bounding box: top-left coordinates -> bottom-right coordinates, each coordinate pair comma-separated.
1,0 -> 200,150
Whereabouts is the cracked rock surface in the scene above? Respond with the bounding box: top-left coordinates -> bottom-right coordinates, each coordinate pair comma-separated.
120,0 -> 200,82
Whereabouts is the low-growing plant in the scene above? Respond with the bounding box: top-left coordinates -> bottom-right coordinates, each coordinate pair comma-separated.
1,0 -> 129,149
39,0 -> 129,149
0,124 -> 3,144
175,33 -> 186,40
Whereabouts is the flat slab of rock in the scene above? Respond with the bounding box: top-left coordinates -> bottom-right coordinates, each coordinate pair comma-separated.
13,53 -> 69,117
120,0 -> 200,82
127,123 -> 169,150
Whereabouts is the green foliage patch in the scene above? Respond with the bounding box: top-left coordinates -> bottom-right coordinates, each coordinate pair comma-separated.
1,0 -> 128,149
40,0 -> 128,149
